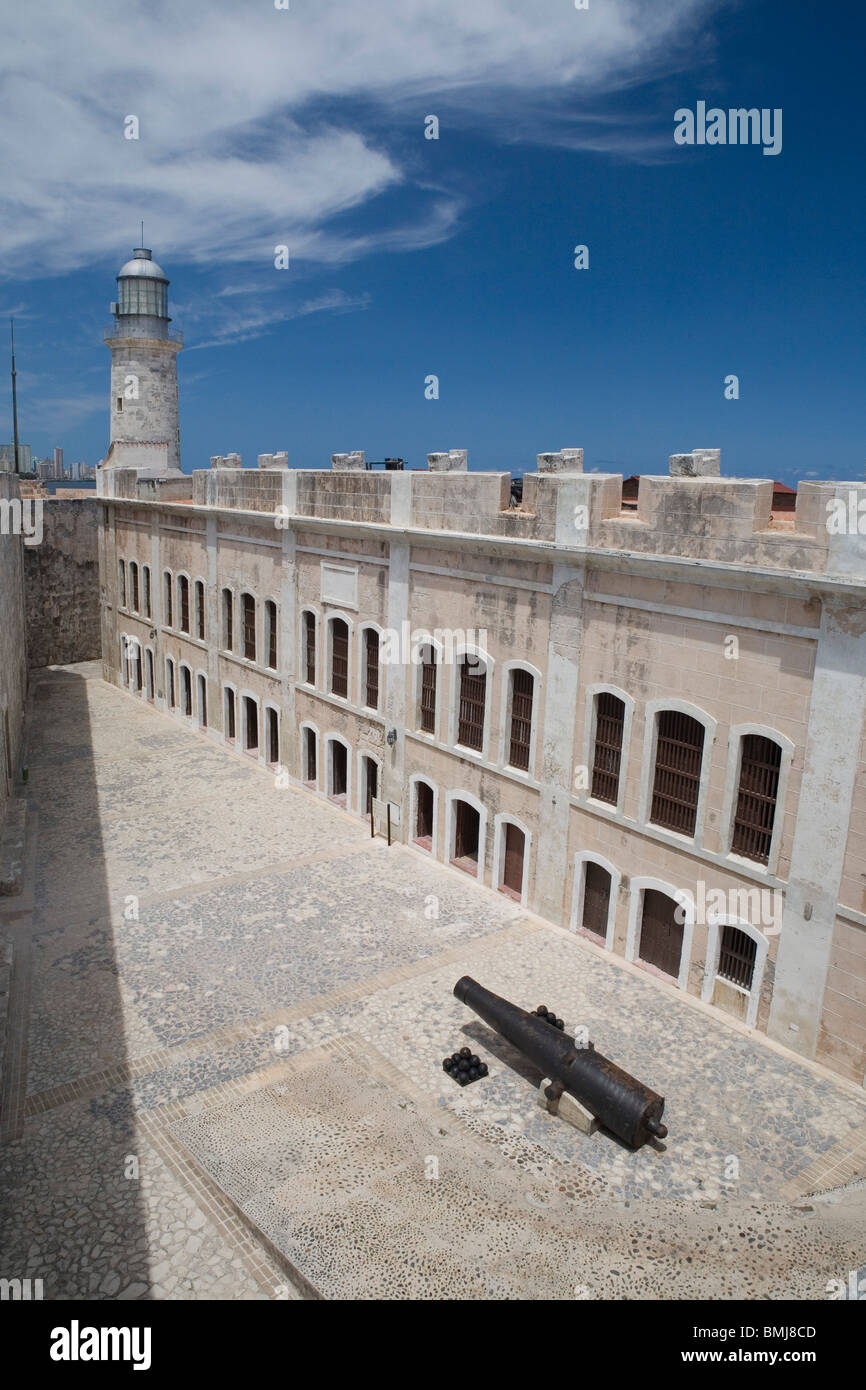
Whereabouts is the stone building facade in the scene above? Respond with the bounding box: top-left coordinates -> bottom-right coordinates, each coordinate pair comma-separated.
96,446 -> 866,1089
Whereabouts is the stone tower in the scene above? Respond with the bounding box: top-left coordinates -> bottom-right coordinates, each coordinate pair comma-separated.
101,247 -> 182,475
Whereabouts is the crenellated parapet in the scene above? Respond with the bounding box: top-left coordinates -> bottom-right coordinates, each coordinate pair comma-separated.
100,445 -> 866,581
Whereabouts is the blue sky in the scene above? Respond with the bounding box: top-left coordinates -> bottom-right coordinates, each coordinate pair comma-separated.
1,0 -> 863,485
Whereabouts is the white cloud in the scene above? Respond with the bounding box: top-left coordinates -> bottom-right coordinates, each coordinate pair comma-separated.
0,0 -> 721,343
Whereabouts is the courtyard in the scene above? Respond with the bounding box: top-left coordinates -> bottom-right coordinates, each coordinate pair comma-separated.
1,661 -> 865,1299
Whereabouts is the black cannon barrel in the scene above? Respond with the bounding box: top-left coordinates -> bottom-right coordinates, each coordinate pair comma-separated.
454,976 -> 666,1149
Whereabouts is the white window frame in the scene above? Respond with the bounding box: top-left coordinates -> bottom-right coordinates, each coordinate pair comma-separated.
444,788 -> 488,881
638,699 -> 717,847
299,720 -> 320,790
176,571 -> 192,636
492,813 -> 531,904
449,645 -> 494,762
358,621 -> 384,712
579,683 -> 635,815
413,633 -> 443,741
720,724 -> 794,876
324,732 -> 352,806
222,680 -> 238,744
702,915 -> 770,1029
239,688 -> 261,759
569,851 -> 621,950
408,774 -> 438,856
299,607 -> 319,689
625,875 -> 695,992
326,612 -> 354,703
499,661 -> 541,779
178,661 -> 193,718
263,699 -> 281,768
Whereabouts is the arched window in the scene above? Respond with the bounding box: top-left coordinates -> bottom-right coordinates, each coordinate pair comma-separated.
418,643 -> 438,734
265,600 -> 278,670
302,611 -> 317,686
731,735 -> 783,864
363,627 -> 380,710
195,581 -> 206,641
221,589 -> 233,651
330,618 -> 349,698
197,672 -> 207,728
242,593 -> 256,662
456,656 -> 486,752
163,571 -> 173,628
143,565 -> 152,618
650,710 -> 706,836
129,561 -> 139,613
118,559 -> 126,608
591,692 -> 626,804
178,575 -> 190,633
180,664 -> 192,716
223,686 -> 236,742
412,778 -> 436,850
165,657 -> 176,709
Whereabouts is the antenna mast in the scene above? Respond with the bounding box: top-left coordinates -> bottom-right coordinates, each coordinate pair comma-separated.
10,318 -> 20,474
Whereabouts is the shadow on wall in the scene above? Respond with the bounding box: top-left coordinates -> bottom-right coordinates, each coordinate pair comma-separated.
0,666 -> 149,1299
24,500 -> 101,669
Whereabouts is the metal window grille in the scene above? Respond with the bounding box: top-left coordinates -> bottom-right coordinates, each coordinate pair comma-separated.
164,573 -> 173,628
650,710 -> 704,835
717,924 -> 757,990
179,576 -> 190,633
582,862 -> 611,938
731,735 -> 782,864
508,669 -> 534,770
266,601 -> 277,669
365,629 -> 379,709
420,652 -> 437,733
130,563 -> 139,613
591,693 -> 625,803
331,620 -> 348,698
223,591 -> 232,650
304,612 -> 316,684
196,582 -> 205,640
144,567 -> 151,618
243,594 -> 256,662
118,560 -> 126,607
457,658 -> 486,751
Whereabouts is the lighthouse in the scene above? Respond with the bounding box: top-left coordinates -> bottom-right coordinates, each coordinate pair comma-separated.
101,246 -> 183,475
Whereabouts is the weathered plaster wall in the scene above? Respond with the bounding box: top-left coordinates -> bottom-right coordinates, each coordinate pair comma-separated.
24,499 -> 101,669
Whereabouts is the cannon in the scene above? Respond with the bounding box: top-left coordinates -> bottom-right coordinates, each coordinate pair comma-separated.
453,976 -> 667,1149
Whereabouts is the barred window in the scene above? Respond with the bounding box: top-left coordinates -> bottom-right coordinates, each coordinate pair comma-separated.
717,924 -> 757,991
364,629 -> 379,710
242,593 -> 256,662
457,657 -> 486,751
178,576 -> 190,633
591,693 -> 625,804
129,561 -> 139,613
331,619 -> 349,698
420,647 -> 437,733
118,559 -> 126,607
650,710 -> 705,836
303,612 -> 316,685
195,581 -> 205,640
731,735 -> 782,864
508,668 -> 534,771
222,589 -> 233,650
143,565 -> 152,618
163,571 -> 173,627
265,600 -> 277,669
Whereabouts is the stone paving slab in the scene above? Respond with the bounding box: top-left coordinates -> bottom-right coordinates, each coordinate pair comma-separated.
171,1038 -> 866,1301
2,663 -> 866,1301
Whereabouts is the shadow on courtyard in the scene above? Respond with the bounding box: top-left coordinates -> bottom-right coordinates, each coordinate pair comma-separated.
0,665 -> 150,1300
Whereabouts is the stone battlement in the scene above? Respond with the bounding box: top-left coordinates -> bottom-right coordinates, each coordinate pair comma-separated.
95,447 -> 866,581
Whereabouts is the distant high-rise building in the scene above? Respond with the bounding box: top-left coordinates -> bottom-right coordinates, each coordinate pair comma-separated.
36,459 -> 53,481
0,442 -> 32,472
53,446 -> 64,480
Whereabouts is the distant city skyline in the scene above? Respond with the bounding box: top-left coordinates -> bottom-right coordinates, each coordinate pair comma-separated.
1,1 -> 864,486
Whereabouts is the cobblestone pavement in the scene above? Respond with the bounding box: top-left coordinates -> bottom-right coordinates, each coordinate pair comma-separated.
1,663 -> 865,1299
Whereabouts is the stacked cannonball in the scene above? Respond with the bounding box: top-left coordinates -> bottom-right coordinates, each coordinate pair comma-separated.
442,1045 -> 488,1086
533,1004 -> 565,1031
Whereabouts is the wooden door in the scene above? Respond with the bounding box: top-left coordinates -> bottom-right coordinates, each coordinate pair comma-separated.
639,889 -> 683,978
